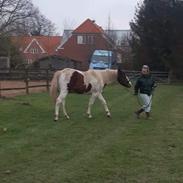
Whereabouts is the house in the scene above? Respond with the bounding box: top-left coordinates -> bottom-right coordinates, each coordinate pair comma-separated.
35,55 -> 78,70
11,35 -> 62,66
56,19 -> 115,70
10,19 -> 131,70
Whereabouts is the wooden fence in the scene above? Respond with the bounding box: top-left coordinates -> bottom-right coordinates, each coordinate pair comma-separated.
0,69 -> 53,97
0,69 -> 169,97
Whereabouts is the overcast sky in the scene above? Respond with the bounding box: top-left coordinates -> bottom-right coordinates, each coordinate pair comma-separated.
32,0 -> 140,35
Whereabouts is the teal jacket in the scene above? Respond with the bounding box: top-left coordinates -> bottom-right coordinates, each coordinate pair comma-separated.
134,74 -> 155,96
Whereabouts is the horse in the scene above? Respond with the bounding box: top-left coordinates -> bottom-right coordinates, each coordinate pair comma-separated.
50,68 -> 132,121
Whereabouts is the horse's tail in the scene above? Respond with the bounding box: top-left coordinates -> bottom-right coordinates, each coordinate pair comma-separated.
50,71 -> 61,103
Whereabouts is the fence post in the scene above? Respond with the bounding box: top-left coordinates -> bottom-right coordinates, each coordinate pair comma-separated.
46,69 -> 49,92
168,71 -> 171,84
25,69 -> 29,94
0,81 -> 2,98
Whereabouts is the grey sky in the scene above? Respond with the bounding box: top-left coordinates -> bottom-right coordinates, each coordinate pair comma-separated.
32,0 -> 139,34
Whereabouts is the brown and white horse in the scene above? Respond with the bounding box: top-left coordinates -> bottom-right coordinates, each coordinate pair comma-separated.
50,68 -> 132,121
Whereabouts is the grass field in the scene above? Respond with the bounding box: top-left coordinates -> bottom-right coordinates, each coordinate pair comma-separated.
0,84 -> 183,183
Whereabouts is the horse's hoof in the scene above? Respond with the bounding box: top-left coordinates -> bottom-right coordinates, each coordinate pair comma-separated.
54,116 -> 58,121
88,115 -> 92,119
106,112 -> 111,118
65,115 -> 70,120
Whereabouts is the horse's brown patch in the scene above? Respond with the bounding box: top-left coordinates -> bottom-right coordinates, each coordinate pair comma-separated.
67,71 -> 92,94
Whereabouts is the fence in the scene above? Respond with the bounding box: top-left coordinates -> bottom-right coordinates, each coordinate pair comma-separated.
0,69 -> 169,97
0,69 -> 54,97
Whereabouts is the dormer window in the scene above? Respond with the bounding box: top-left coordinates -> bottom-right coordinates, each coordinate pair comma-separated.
30,48 -> 39,54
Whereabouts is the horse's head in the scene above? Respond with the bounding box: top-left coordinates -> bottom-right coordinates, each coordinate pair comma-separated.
117,69 -> 132,88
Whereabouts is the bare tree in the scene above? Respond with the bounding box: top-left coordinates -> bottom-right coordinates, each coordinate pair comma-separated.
63,18 -> 76,30
30,12 -> 57,36
0,0 -> 36,34
0,0 -> 57,36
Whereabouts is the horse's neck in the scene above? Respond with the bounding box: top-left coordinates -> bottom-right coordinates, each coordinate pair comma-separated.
101,70 -> 117,84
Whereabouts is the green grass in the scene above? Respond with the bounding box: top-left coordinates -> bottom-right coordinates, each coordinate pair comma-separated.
0,84 -> 183,183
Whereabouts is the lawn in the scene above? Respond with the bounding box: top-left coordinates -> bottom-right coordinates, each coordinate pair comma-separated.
0,84 -> 183,183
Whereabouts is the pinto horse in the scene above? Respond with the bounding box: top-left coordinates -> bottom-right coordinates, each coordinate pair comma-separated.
50,68 -> 132,121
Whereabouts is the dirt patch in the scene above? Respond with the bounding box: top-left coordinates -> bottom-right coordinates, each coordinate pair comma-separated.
0,80 -> 50,97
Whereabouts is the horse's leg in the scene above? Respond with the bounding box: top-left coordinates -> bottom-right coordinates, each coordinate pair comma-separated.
62,96 -> 70,119
98,93 -> 111,117
87,92 -> 98,118
54,91 -> 67,121
54,96 -> 61,121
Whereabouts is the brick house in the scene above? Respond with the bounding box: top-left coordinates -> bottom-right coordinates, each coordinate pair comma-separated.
11,35 -> 62,65
56,18 -> 115,70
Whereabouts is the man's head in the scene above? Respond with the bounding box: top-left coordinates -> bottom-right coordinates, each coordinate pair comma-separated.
141,65 -> 150,75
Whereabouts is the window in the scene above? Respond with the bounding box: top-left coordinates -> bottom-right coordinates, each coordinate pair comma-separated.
77,36 -> 83,44
87,35 -> 94,44
77,35 -> 94,45
30,48 -> 39,54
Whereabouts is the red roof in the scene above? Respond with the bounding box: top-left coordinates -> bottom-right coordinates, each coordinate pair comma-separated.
11,36 -> 62,55
73,19 -> 104,34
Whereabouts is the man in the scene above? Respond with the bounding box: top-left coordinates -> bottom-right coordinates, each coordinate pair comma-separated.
134,65 -> 156,119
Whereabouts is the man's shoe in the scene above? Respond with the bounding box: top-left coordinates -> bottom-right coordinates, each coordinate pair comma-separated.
134,109 -> 144,119
145,112 -> 152,119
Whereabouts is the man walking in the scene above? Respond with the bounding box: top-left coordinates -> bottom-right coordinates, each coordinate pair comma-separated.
134,65 -> 156,119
